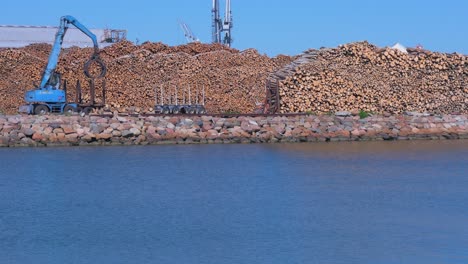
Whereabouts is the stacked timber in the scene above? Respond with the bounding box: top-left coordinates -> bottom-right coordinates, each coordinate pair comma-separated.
277,42 -> 467,114
0,42 -> 293,114
0,49 -> 45,113
2,40 -> 465,115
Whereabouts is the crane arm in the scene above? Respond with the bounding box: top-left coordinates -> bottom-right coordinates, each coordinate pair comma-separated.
178,20 -> 200,43
40,15 -> 100,88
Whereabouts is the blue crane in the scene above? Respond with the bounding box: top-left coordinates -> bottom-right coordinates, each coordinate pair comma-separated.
20,15 -> 106,115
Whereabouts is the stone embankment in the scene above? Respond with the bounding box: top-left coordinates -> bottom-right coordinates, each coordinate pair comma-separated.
0,113 -> 467,147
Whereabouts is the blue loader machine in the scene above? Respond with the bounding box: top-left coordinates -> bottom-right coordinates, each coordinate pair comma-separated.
19,15 -> 107,115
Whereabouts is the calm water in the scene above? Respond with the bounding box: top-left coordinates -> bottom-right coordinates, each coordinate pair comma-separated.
1,141 -> 468,264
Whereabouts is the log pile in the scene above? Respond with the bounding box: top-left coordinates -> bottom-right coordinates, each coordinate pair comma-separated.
0,49 -> 46,113
1,40 -> 466,115
0,41 -> 293,114
278,42 -> 467,114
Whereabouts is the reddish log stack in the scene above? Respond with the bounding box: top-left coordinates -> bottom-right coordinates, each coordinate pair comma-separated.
0,41 -> 293,114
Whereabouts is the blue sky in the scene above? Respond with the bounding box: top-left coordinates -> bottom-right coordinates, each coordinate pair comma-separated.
2,0 -> 467,56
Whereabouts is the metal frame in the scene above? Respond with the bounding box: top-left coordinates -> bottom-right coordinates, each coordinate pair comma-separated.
154,84 -> 206,114
212,0 -> 233,47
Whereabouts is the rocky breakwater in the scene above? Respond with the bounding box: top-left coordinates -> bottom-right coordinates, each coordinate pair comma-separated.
0,113 -> 467,147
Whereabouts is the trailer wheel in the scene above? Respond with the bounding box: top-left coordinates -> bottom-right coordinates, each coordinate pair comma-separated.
188,107 -> 196,115
172,106 -> 180,114
154,106 -> 163,114
162,106 -> 170,115
34,105 -> 49,115
63,105 -> 76,114
198,107 -> 206,115
82,107 -> 94,115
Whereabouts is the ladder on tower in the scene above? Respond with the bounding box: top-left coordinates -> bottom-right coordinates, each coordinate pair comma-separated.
261,49 -> 323,114
263,77 -> 280,114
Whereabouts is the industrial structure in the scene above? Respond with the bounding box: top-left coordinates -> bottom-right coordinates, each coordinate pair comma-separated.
212,0 -> 233,47
18,16 -> 107,115
178,20 -> 200,43
0,24 -> 126,48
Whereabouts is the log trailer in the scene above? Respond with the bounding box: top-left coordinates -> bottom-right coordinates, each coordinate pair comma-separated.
154,84 -> 206,114
19,15 -> 106,115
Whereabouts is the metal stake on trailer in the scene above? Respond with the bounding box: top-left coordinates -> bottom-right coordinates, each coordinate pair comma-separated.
154,86 -> 158,105
75,80 -> 82,104
154,82 -> 207,115
168,85 -> 172,105
89,79 -> 95,105
188,85 -> 192,105
161,85 -> 164,105
202,85 -> 205,106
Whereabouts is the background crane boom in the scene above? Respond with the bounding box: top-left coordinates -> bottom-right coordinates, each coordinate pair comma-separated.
178,20 -> 199,43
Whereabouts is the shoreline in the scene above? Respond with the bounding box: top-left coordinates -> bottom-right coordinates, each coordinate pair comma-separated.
1,113 -> 467,147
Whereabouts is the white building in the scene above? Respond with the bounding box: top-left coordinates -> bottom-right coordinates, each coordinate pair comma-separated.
0,25 -> 126,48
